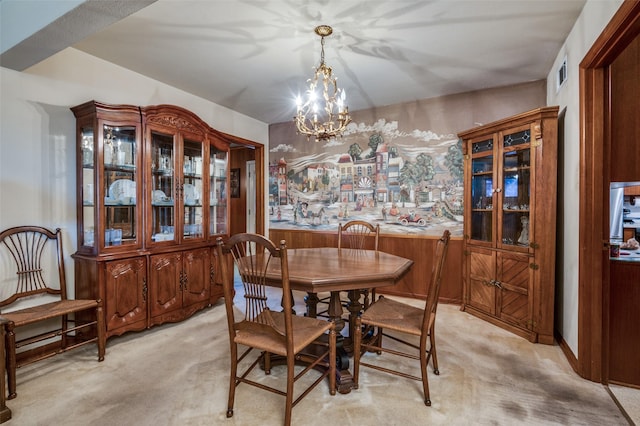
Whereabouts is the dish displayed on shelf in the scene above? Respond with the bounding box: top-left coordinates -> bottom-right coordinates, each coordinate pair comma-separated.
183,183 -> 200,205
152,189 -> 168,202
152,189 -> 173,205
109,179 -> 136,202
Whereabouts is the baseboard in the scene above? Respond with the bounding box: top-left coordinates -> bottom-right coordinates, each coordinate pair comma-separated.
555,329 -> 579,374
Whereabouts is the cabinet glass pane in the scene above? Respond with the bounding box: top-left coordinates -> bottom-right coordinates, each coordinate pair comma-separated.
183,139 -> 204,240
471,153 -> 493,242
503,129 -> 530,147
501,142 -> 531,247
150,131 -> 175,243
210,149 -> 228,235
103,125 -> 137,247
81,127 -> 95,247
471,211 -> 493,242
472,138 -> 493,153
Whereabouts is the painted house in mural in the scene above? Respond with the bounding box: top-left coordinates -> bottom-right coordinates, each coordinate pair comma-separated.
375,142 -> 404,204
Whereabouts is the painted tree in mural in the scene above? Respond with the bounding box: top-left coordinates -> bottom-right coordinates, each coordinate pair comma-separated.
399,153 -> 435,203
321,173 -> 330,189
445,139 -> 464,182
367,133 -> 383,158
348,143 -> 362,161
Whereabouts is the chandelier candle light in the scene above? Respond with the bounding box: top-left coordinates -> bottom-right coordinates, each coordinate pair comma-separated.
295,25 -> 351,141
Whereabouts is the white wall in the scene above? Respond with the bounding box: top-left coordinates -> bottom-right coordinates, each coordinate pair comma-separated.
546,0 -> 624,356
0,48 -> 269,294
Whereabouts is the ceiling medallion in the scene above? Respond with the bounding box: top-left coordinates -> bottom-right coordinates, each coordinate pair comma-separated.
294,25 -> 351,142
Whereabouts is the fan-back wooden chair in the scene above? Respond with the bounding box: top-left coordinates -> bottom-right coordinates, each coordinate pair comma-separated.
0,226 -> 105,399
314,220 -> 380,322
338,220 -> 380,309
216,233 -> 336,426
353,229 -> 450,406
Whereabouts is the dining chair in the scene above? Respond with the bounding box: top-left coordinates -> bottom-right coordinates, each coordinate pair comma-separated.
353,229 -> 450,406
315,220 -> 380,322
0,226 -> 105,400
338,220 -> 380,309
216,233 -> 336,426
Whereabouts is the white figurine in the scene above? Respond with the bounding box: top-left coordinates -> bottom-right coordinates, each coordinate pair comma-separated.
518,216 -> 530,245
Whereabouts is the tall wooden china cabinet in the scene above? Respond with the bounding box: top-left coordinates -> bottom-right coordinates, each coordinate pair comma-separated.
459,106 -> 558,344
72,101 -> 229,339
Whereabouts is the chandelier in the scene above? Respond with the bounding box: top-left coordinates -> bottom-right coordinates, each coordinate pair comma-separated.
294,25 -> 351,141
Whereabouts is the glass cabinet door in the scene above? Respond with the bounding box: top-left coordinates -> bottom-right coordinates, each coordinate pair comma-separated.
470,138 -> 495,243
81,126 -> 95,248
209,149 -> 228,235
182,139 -> 204,240
150,131 -> 176,243
499,128 -> 531,249
102,124 -> 137,248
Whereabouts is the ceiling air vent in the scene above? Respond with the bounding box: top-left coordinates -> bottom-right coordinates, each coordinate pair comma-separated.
556,56 -> 567,92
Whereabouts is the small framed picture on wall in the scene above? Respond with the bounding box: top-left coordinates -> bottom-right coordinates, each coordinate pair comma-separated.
230,168 -> 240,198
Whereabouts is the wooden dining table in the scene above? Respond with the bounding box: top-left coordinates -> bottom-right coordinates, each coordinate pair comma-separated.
263,246 -> 414,393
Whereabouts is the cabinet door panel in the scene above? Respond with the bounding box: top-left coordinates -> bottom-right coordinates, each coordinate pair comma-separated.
498,125 -> 533,253
467,249 -> 496,314
468,137 -> 496,247
150,252 -> 182,317
182,138 -> 205,242
497,252 -> 532,328
148,130 -> 177,246
182,248 -> 210,306
105,258 -> 147,331
210,248 -> 224,302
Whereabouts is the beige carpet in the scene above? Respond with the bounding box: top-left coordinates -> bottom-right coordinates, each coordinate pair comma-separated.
5,293 -> 631,425
610,384 -> 640,425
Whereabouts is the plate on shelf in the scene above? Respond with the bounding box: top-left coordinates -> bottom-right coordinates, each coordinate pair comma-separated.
152,189 -> 168,202
109,179 -> 136,202
183,183 -> 200,205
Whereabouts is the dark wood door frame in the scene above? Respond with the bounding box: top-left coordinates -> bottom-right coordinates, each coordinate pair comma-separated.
578,0 -> 640,382
221,132 -> 265,236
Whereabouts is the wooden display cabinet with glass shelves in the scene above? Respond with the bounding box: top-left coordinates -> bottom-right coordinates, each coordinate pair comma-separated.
459,106 -> 558,344
71,101 -> 230,339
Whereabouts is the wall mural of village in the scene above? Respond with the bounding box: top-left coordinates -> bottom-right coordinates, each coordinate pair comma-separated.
268,119 -> 464,237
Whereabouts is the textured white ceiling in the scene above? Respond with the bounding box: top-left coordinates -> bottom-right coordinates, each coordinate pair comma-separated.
5,0 -> 587,125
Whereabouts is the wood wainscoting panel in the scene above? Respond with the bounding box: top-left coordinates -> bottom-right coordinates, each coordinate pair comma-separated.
269,229 -> 463,303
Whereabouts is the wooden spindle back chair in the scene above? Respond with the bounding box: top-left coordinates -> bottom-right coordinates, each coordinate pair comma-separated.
353,229 -> 450,407
216,233 -> 336,426
0,226 -> 105,399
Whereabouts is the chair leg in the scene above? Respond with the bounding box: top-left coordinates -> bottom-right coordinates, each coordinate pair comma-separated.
61,314 -> 69,349
0,321 -> 10,422
264,351 -> 271,374
352,317 -> 361,389
284,354 -> 295,426
96,304 -> 106,362
420,341 -> 431,406
429,324 -> 439,375
374,326 -> 383,354
4,323 -> 16,400
227,343 -> 238,418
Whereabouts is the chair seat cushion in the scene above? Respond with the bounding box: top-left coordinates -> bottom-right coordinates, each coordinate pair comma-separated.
1,299 -> 99,327
361,297 -> 427,336
235,312 -> 333,356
